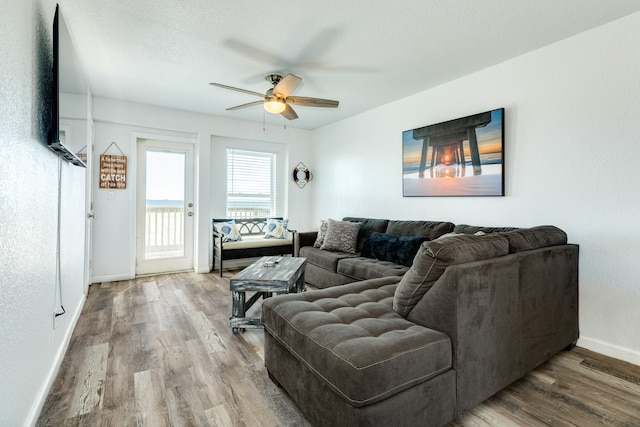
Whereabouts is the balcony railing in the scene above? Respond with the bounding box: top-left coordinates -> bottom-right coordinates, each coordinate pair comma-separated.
144,205 -> 273,258
227,207 -> 271,219
145,205 -> 184,258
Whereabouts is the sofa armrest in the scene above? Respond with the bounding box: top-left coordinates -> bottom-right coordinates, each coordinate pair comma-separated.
298,231 -> 318,249
407,244 -> 579,414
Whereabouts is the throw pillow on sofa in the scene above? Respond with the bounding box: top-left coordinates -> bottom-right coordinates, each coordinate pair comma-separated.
320,218 -> 361,253
264,218 -> 288,239
313,219 -> 328,248
393,233 -> 509,316
213,220 -> 242,243
361,232 -> 427,267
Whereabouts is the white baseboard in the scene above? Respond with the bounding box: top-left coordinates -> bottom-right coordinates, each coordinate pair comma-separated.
578,336 -> 640,366
91,272 -> 133,283
26,294 -> 86,427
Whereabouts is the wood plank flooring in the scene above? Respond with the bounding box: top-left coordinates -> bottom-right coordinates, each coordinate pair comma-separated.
37,272 -> 640,426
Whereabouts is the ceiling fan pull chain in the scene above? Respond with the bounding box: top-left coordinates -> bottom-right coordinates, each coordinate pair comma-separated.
263,108 -> 266,132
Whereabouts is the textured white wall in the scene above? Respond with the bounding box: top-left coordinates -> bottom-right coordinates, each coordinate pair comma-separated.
0,0 -> 87,425
311,12 -> 640,364
90,97 -> 313,281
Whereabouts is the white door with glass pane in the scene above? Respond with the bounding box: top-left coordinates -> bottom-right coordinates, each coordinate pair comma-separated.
136,138 -> 195,276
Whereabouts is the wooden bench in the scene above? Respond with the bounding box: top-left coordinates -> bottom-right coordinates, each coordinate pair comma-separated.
212,217 -> 297,276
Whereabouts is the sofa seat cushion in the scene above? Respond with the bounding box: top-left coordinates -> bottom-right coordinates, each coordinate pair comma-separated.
300,245 -> 357,272
262,277 -> 452,407
337,257 -> 409,281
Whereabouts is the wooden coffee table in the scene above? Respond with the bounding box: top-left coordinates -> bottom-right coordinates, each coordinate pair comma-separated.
229,256 -> 306,333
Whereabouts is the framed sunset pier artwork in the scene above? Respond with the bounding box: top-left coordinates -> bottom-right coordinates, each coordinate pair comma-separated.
402,108 -> 504,197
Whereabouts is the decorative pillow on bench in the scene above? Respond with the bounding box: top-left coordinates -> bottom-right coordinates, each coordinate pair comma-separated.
264,218 -> 289,239
213,220 -> 242,242
361,232 -> 427,267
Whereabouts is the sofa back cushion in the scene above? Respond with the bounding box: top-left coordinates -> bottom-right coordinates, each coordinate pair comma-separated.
454,224 -> 568,254
386,220 -> 454,240
393,234 -> 509,316
361,231 -> 427,267
501,225 -> 567,253
453,224 -> 518,234
342,217 -> 389,251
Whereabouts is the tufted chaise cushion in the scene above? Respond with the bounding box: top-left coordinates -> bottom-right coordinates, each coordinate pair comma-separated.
262,277 -> 452,407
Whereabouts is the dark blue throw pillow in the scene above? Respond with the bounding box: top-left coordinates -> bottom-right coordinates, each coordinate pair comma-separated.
360,232 -> 427,267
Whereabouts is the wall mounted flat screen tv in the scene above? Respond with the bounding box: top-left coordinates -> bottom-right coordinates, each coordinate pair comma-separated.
49,4 -> 87,167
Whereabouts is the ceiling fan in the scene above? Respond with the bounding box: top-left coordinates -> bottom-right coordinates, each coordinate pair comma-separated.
209,73 -> 339,120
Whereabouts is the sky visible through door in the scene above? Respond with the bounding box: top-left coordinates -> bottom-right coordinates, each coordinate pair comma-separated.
145,150 -> 185,258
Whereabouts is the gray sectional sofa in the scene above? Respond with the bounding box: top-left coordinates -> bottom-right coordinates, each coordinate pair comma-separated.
298,217 -> 455,288
262,217 -> 579,426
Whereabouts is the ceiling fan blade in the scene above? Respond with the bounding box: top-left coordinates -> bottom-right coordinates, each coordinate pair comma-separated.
273,74 -> 302,97
281,104 -> 298,120
287,96 -> 339,108
226,100 -> 264,111
209,82 -> 265,98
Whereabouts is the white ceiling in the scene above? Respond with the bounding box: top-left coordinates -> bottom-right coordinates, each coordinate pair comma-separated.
60,0 -> 640,130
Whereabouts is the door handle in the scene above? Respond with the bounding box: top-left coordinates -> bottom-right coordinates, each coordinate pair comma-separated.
188,212 -> 193,216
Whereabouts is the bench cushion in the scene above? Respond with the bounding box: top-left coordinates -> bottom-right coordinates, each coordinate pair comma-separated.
215,235 -> 292,250
262,277 -> 452,407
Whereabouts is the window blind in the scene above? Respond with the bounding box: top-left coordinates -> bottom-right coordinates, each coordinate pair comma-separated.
226,148 -> 276,218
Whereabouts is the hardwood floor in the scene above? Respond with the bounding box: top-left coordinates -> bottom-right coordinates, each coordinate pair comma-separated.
37,272 -> 640,427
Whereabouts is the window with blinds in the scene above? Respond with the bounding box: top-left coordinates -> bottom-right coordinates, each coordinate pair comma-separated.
226,148 -> 276,219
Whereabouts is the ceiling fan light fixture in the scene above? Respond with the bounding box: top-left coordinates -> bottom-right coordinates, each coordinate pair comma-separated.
264,98 -> 286,114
